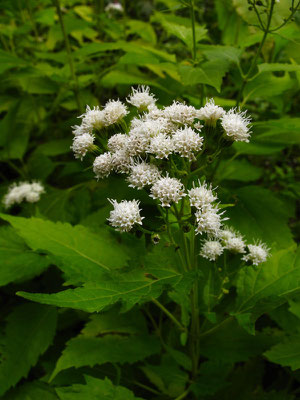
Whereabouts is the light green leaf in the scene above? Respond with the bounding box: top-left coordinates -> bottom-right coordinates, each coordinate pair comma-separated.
179,60 -> 228,91
198,44 -> 242,65
127,20 -> 157,44
264,335 -> 300,371
0,49 -> 27,74
258,63 -> 300,73
0,215 -> 129,284
50,335 -> 160,380
56,375 -> 144,400
0,304 -> 57,396
17,268 -> 188,312
0,226 -> 49,287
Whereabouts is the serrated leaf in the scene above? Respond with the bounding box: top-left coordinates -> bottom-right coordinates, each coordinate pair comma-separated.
0,215 -> 129,284
17,268 -> 188,312
0,226 -> 49,287
0,304 -> 57,396
264,335 -> 300,371
56,375 -> 144,400
50,335 -> 160,380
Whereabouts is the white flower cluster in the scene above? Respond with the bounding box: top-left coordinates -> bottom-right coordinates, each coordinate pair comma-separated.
108,199 -> 143,232
3,181 -> 45,209
70,88 -> 268,266
105,2 -> 124,13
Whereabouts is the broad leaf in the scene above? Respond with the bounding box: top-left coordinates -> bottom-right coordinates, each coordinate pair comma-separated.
3,381 -> 58,400
56,375 -> 144,400
0,226 -> 49,287
0,304 -> 57,396
17,268 -> 189,312
50,335 -> 160,380
264,335 -> 300,371
0,215 -> 129,284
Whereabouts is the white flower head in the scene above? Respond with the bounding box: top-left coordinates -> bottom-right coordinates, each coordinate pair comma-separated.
197,98 -> 225,125
108,199 -> 143,232
150,175 -> 186,207
163,101 -> 197,126
3,181 -> 45,209
220,228 -> 246,253
200,240 -> 223,261
127,86 -> 156,111
112,149 -> 133,173
127,162 -> 161,190
221,108 -> 251,142
72,124 -> 88,136
172,126 -> 204,161
107,133 -> 129,152
126,132 -> 150,157
188,180 -> 217,209
79,105 -> 106,131
242,242 -> 269,266
71,133 -> 95,160
93,152 -> 113,179
195,205 -> 227,236
103,100 -> 128,126
148,133 -> 174,159
130,117 -> 169,137
105,2 -> 124,13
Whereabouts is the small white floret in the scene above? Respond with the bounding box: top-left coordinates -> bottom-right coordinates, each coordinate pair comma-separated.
3,181 -> 45,209
79,105 -> 106,131
103,100 -> 128,126
188,181 -> 217,208
105,2 -> 124,13
172,126 -> 203,160
108,199 -> 143,232
200,240 -> 223,261
107,133 -> 129,152
197,98 -> 225,124
127,162 -> 161,190
148,133 -> 174,159
221,108 -> 251,142
220,228 -> 246,253
163,101 -> 198,126
242,242 -> 269,265
127,86 -> 156,111
93,152 -> 113,179
150,175 -> 186,207
71,133 -> 95,160
111,149 -> 133,173
195,205 -> 227,236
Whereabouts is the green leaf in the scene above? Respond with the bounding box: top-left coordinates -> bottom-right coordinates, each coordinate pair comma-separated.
179,61 -> 228,92
258,63 -> 300,73
127,20 -> 157,44
0,226 -> 50,287
234,246 -> 300,329
50,335 -> 160,380
35,139 -> 71,156
198,44 -> 242,65
243,72 -> 294,102
17,268 -> 188,312
215,159 -> 263,182
0,215 -> 129,284
0,49 -> 27,74
226,186 -> 294,248
56,375 -> 144,400
264,335 -> 300,371
0,304 -> 57,396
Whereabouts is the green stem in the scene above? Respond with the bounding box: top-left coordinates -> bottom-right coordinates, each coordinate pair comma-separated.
53,0 -> 81,111
189,0 -> 197,62
269,0 -> 300,32
151,298 -> 187,332
236,0 -> 276,107
199,316 -> 233,338
174,385 -> 192,400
